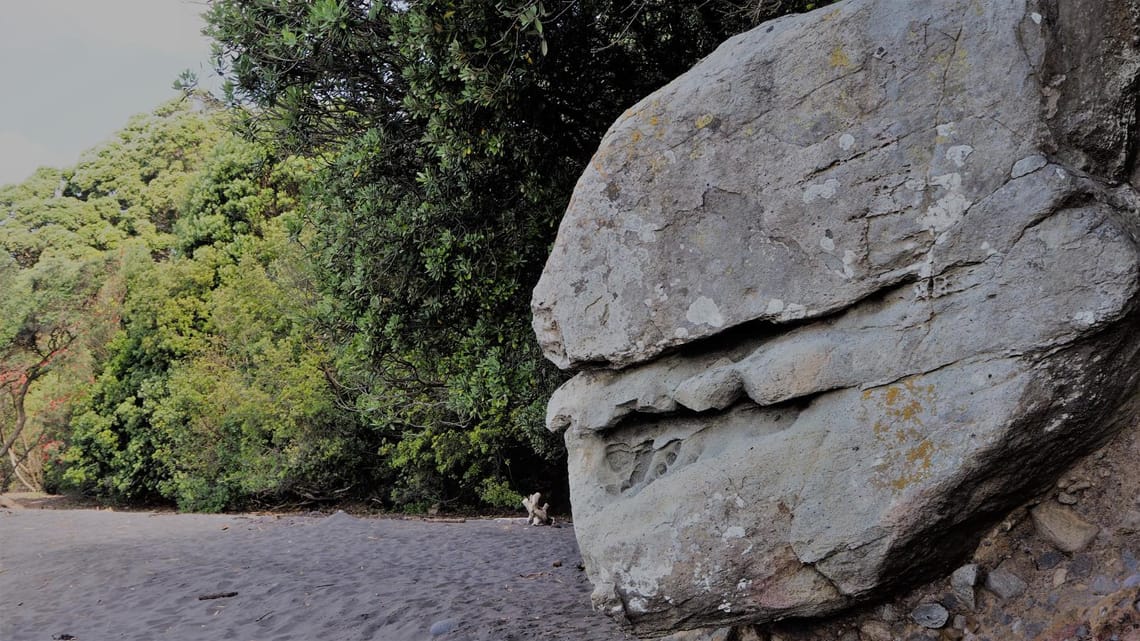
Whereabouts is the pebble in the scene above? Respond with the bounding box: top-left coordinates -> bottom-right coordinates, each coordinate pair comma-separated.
910,603 -> 949,629
1053,568 -> 1068,587
1120,510 -> 1140,534
429,619 -> 459,636
1030,502 -> 1100,553
875,603 -> 899,623
950,564 -> 979,611
859,620 -> 893,641
985,567 -> 1027,599
1069,554 -> 1095,579
1036,550 -> 1064,570
1057,492 -> 1079,505
1068,480 -> 1093,492
1090,575 -> 1117,595
941,628 -> 964,641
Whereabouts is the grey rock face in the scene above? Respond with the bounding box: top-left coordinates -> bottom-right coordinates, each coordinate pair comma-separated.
950,564 -> 978,612
533,0 -> 1140,636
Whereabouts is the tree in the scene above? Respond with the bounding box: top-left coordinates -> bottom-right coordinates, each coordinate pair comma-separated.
0,254 -> 102,489
204,0 -> 798,507
59,107 -> 379,511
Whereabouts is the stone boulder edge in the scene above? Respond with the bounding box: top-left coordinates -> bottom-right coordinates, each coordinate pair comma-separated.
533,0 -> 1140,637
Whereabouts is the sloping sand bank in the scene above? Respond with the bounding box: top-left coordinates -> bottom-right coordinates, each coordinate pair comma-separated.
0,507 -> 626,641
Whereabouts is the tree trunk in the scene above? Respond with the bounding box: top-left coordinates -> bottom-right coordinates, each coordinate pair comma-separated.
0,379 -> 30,461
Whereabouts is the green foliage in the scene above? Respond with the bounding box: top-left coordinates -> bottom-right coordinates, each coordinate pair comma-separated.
57,108 -> 381,510
205,0 -> 785,508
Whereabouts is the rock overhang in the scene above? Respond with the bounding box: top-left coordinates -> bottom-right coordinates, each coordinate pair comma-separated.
532,0 -> 1140,635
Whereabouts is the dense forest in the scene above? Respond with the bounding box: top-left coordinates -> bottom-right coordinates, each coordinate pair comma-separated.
0,0 -> 823,513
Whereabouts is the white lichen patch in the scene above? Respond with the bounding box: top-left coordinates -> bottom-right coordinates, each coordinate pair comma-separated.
1030,12 -> 1043,24
842,249 -> 858,279
1072,310 -> 1097,329
929,172 -> 962,190
820,236 -> 836,252
766,299 -> 786,314
803,178 -> 840,203
616,564 -> 665,600
922,192 -> 972,234
686,296 -> 725,327
919,173 -> 972,234
839,133 -> 856,150
718,602 -> 733,613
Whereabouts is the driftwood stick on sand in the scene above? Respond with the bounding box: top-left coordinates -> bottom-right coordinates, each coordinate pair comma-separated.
522,492 -> 553,526
197,591 -> 239,601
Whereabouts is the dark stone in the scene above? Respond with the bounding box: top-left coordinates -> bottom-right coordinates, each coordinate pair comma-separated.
1068,554 -> 1095,580
1090,575 -> 1117,595
1035,550 -> 1064,570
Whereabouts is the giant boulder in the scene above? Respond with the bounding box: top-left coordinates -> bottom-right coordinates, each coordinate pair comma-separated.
532,0 -> 1140,636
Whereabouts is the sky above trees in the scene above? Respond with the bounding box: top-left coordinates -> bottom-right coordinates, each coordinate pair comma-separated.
0,1 -> 214,186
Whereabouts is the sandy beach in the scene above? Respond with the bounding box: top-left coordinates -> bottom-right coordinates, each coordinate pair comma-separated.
0,504 -> 627,641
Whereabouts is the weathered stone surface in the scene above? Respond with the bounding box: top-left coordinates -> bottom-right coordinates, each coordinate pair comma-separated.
951,564 -> 979,612
1031,502 -> 1101,553
911,603 -> 949,629
984,566 -> 1028,600
533,0 -> 1140,636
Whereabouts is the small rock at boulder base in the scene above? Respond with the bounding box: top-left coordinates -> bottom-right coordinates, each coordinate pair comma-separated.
1052,568 -> 1068,588
950,564 -> 979,611
1031,503 -> 1101,553
1057,492 -> 1079,505
910,603 -> 949,629
984,567 -> 1027,600
1036,551 -> 1064,571
429,619 -> 458,636
858,621 -> 893,641
534,0 -> 1140,635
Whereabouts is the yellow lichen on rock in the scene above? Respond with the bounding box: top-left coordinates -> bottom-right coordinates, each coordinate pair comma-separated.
865,381 -> 940,491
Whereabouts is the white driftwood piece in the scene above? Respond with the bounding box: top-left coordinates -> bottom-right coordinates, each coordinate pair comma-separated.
522,492 -> 552,526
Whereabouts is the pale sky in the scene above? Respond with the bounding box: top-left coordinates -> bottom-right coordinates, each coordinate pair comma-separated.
0,1 -> 216,186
